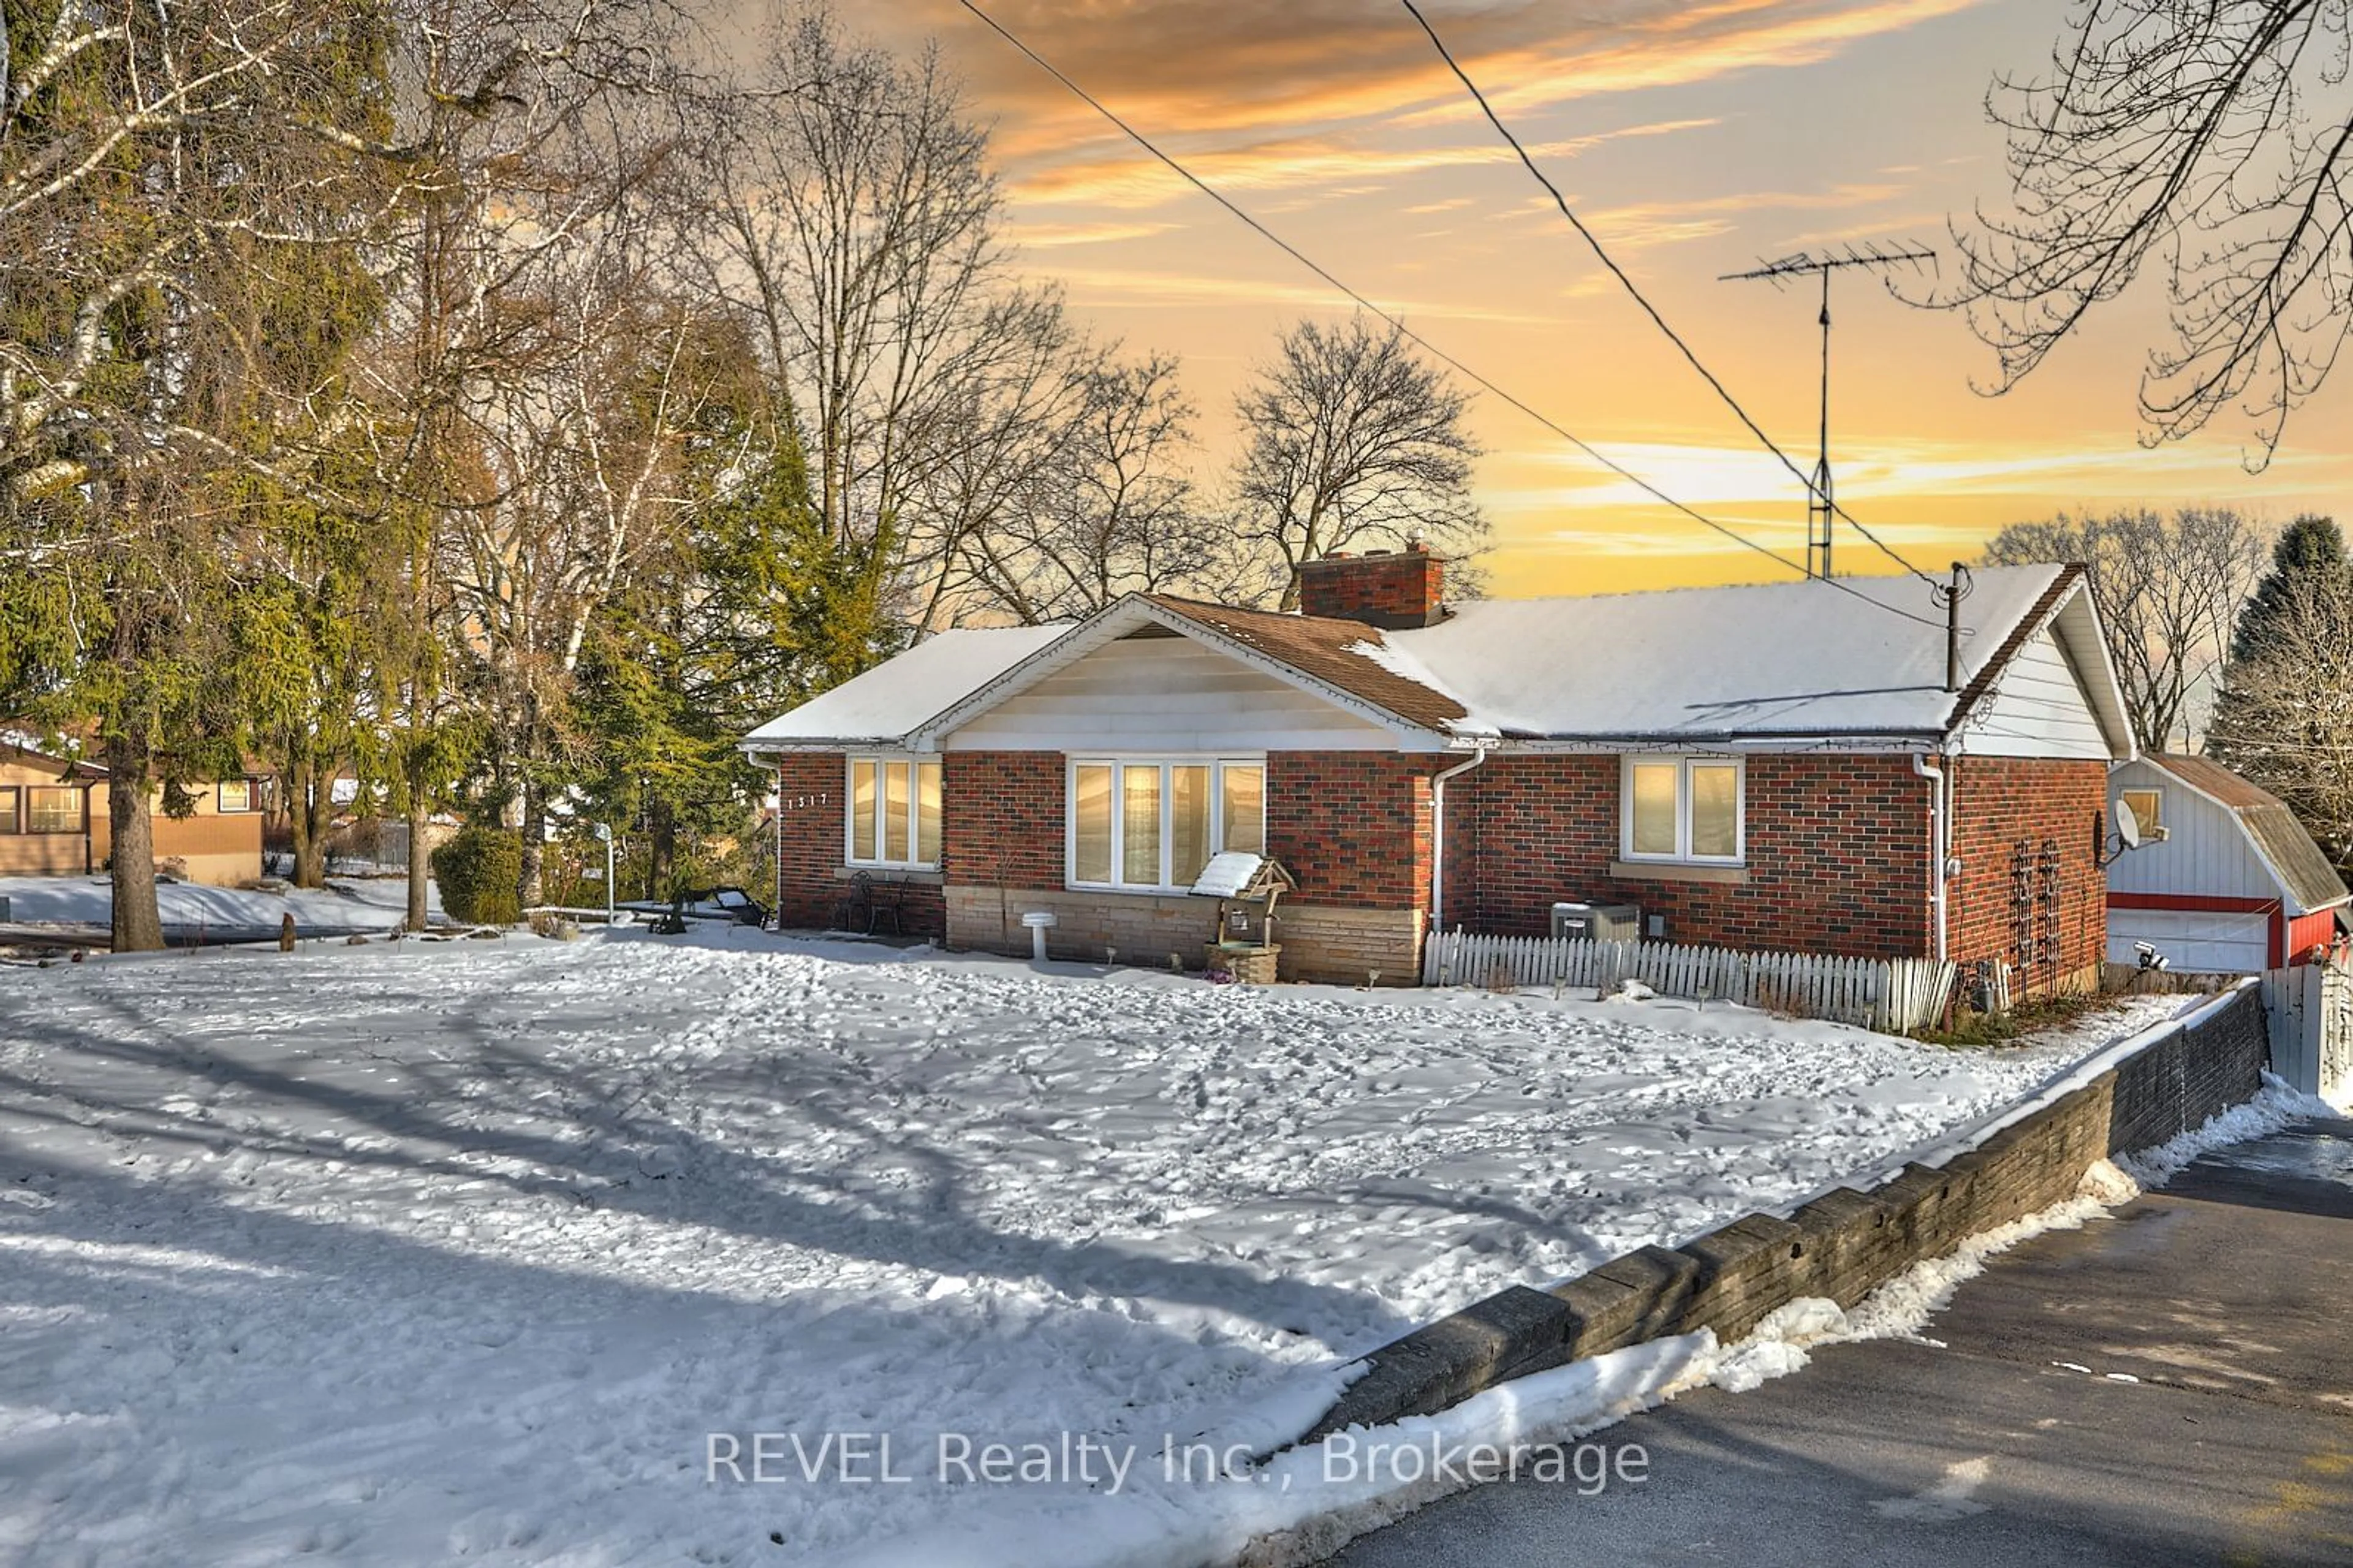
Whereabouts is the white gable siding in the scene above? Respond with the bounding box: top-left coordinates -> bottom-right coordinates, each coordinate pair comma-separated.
941,635 -> 1395,752
2105,758 -> 2276,903
1957,629 -> 2112,759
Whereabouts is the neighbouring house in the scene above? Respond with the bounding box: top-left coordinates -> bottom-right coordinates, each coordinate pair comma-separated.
740,550 -> 2134,993
2105,753 -> 2351,975
0,740 -> 269,887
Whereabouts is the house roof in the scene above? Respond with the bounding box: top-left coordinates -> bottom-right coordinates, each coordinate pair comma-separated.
1,738 -> 105,781
2145,753 -> 2349,913
1144,595 -> 1471,733
741,562 -> 2132,758
740,625 -> 1071,749
1363,563 -> 2122,747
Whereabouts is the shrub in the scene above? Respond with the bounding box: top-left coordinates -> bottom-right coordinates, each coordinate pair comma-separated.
430,827 -> 524,926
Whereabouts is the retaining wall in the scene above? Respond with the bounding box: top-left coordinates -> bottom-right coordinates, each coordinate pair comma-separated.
1300,981 -> 2270,1444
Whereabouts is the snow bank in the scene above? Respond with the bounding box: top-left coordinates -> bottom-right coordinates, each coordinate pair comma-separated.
0,933 -> 2118,1564
1177,1075 -> 2328,1568
0,874 -> 419,936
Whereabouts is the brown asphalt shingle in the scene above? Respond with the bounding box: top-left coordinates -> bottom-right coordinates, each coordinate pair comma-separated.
1144,595 -> 1469,734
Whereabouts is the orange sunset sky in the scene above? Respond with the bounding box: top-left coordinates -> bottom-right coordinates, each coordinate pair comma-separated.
855,0 -> 2353,601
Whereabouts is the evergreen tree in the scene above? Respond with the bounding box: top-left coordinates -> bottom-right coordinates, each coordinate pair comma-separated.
0,0 -> 397,947
2210,517 -> 2353,869
2232,515 -> 2349,663
575,414 -> 901,900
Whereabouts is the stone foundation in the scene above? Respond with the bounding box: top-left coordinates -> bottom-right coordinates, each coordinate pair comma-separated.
943,885 -> 1424,985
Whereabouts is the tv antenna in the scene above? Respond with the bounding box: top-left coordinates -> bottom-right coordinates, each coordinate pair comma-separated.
1720,242 -> 1936,580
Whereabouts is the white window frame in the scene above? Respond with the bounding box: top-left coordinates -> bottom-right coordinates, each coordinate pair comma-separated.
23,784 -> 81,836
843,754 -> 942,871
2118,787 -> 2162,836
216,778 -> 254,814
1066,755 -> 1267,894
1619,755 -> 1745,866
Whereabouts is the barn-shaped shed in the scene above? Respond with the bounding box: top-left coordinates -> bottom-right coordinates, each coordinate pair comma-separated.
2107,753 -> 2349,974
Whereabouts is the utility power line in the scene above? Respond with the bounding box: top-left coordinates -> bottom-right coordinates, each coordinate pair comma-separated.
949,0 -> 1952,634
1398,0 -> 1941,589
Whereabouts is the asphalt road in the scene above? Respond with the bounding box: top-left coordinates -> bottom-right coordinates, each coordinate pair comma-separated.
1325,1118 -> 2353,1568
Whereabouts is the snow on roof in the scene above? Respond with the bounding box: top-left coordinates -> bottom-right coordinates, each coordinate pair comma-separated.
1376,564 -> 2077,741
1190,851 -> 1264,898
741,566 -> 2116,755
742,624 -> 1071,749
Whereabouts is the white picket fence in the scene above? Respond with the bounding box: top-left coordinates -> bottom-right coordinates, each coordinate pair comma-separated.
1422,928 -> 1957,1033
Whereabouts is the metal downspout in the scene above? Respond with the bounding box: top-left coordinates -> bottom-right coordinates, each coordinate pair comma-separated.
1431,746 -> 1491,936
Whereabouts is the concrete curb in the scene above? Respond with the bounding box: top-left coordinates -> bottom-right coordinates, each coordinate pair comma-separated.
1298,982 -> 2269,1445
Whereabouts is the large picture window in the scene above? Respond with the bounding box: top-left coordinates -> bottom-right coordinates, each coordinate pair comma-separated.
25,786 -> 81,836
1069,758 -> 1266,892
846,756 -> 942,869
1620,756 -> 1743,865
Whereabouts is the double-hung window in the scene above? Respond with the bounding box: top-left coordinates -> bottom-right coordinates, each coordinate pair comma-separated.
1621,756 -> 1743,865
846,756 -> 942,869
216,778 -> 254,814
1069,758 -> 1265,892
25,786 -> 81,836
0,787 -> 16,835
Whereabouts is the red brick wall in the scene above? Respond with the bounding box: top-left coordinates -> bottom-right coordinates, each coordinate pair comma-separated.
941,752 -> 1064,890
1268,752 -> 1434,908
782,745 -> 2107,985
1946,756 -> 2107,992
771,754 -> 945,938
1297,548 -> 1446,627
774,754 -> 847,929
1444,753 -> 1934,959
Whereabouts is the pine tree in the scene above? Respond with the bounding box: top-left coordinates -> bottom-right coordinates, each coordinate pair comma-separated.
2232,515 -> 2349,664
2210,517 -> 2353,869
575,413 -> 902,899
0,0 -> 398,947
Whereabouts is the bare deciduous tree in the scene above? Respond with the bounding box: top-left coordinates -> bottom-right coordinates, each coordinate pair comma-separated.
1952,1 -> 2353,461
1232,316 -> 1486,610
952,348 -> 1238,623
1982,506 -> 2269,751
692,6 -> 1004,626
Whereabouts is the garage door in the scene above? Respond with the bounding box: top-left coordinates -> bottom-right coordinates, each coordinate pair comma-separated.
2108,907 -> 2268,975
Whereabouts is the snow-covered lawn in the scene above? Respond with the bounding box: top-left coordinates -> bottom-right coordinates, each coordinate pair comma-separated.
0,933 -> 2132,1566
0,874 -> 419,939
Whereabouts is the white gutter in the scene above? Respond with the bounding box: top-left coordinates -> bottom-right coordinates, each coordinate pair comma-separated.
1913,752 -> 1950,963
1430,746 -> 1490,934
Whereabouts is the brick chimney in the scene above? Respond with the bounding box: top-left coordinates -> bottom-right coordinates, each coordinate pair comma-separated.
1297,543 -> 1447,629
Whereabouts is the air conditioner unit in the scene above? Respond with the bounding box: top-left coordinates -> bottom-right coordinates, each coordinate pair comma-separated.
1552,901 -> 1642,942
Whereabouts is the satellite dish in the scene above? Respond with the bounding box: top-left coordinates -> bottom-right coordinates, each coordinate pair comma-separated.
2115,797 -> 2142,850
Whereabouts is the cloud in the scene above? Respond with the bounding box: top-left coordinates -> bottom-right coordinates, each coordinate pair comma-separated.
1582,183 -> 1909,251
1512,434 -> 2353,513
1009,118 -> 1718,211
1047,263 -> 1555,323
906,1 -> 1985,154
1004,219 -> 1181,248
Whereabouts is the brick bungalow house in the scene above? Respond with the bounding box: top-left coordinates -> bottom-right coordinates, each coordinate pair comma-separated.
742,551 -> 2133,994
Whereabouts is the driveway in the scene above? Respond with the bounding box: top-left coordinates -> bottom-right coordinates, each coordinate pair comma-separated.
1326,1117 -> 2353,1567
